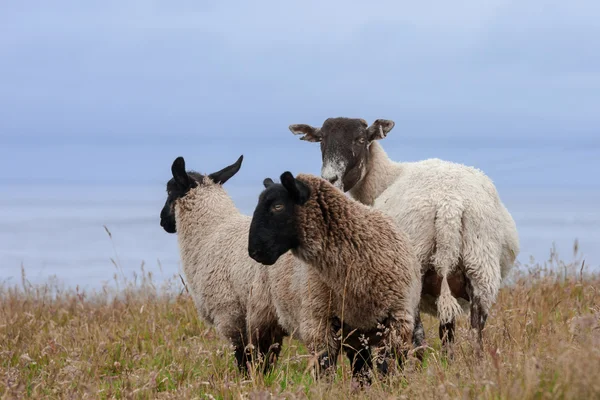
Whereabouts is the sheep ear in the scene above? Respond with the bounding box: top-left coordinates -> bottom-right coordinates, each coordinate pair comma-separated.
280,171 -> 310,205
367,119 -> 395,141
263,178 -> 275,188
171,157 -> 191,189
289,124 -> 322,143
208,155 -> 243,185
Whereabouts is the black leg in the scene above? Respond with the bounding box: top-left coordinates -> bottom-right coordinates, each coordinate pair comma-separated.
257,327 -> 285,373
234,343 -> 250,375
466,279 -> 487,354
344,346 -> 373,385
317,347 -> 337,371
374,348 -> 390,377
375,334 -> 409,374
438,320 -> 455,346
438,319 -> 456,360
316,347 -> 339,379
470,297 -> 487,352
307,317 -> 342,380
413,310 -> 426,362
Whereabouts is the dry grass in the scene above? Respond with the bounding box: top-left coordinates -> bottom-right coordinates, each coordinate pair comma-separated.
1,247 -> 599,399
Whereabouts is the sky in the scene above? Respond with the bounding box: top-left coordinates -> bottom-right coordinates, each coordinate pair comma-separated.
0,1 -> 599,182
0,1 -> 599,285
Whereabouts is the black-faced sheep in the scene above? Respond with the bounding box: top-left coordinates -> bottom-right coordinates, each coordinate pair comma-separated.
247,252 -> 391,382
248,171 -> 423,377
159,155 -> 286,374
288,117 -> 520,352
159,156 -> 378,379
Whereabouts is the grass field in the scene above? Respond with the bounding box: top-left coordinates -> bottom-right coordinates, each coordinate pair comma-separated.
1,247 -> 599,399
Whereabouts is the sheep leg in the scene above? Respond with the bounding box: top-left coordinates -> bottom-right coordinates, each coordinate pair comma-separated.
461,226 -> 502,355
338,324 -> 376,383
231,325 -> 252,374
373,347 -> 390,377
315,339 -> 341,379
247,325 -> 285,373
412,308 -> 426,362
344,345 -> 373,385
257,326 -> 285,373
299,278 -> 342,378
301,314 -> 341,379
315,317 -> 342,374
438,319 -> 455,359
232,339 -> 251,375
466,278 -> 487,355
386,311 -> 415,372
246,309 -> 285,373
216,314 -> 251,374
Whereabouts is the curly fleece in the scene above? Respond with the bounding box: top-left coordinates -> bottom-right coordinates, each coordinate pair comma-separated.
174,179 -> 288,357
288,173 -> 423,356
349,141 -> 520,323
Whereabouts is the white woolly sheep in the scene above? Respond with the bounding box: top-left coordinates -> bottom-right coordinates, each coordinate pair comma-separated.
289,117 -> 520,351
159,155 -> 287,374
248,171 -> 423,377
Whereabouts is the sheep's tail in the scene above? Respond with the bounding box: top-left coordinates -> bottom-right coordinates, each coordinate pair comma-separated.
437,276 -> 462,324
432,202 -> 464,324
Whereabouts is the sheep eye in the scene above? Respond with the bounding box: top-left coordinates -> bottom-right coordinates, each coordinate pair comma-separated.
356,137 -> 366,145
271,204 -> 284,213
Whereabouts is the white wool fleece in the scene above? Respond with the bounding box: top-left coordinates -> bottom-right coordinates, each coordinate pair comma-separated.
349,141 -> 520,323
175,181 -> 287,349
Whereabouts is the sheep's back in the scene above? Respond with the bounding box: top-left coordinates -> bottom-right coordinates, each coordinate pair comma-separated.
374,158 -> 516,268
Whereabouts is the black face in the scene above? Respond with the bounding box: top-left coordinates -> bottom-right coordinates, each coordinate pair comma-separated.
248,172 -> 311,266
289,117 -> 395,192
159,170 -> 201,234
159,155 -> 244,234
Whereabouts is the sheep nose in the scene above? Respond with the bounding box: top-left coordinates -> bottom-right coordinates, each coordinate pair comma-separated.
328,176 -> 338,185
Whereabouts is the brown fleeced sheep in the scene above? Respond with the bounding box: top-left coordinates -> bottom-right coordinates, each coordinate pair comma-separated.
248,249 -> 393,382
160,155 -> 376,379
248,171 -> 423,376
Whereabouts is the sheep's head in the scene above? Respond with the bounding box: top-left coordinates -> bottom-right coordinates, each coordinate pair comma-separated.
159,155 -> 243,234
289,117 -> 395,192
248,171 -> 310,266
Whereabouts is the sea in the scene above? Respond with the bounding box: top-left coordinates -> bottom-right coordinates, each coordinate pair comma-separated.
1,137 -> 598,291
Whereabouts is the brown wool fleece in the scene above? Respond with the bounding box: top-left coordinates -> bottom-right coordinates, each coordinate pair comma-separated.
290,173 -> 422,351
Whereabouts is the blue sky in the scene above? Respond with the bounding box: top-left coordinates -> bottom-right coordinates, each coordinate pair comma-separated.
0,1 -> 599,184
0,1 -> 599,284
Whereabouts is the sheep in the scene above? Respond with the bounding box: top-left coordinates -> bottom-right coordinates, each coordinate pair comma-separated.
247,170 -> 423,377
159,155 -> 377,379
249,245 -> 407,382
288,117 -> 520,352
159,155 -> 287,374
160,157 -> 378,376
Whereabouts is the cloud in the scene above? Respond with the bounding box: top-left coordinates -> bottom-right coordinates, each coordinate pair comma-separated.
0,0 -> 599,142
